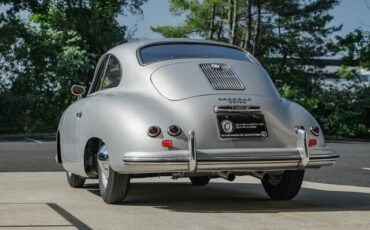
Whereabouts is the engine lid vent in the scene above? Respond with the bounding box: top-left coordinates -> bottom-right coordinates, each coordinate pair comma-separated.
199,63 -> 245,90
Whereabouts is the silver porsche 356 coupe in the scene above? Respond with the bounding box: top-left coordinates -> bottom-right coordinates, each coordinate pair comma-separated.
57,39 -> 338,204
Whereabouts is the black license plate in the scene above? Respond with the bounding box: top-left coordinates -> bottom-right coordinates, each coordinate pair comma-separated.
217,114 -> 268,138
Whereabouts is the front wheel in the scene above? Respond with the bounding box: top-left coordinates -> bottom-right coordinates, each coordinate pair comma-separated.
97,145 -> 130,204
261,170 -> 304,200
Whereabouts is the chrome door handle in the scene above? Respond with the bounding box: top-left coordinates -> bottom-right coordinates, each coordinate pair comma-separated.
76,112 -> 82,118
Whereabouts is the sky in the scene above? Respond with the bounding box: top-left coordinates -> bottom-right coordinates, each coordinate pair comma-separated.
121,0 -> 370,39
0,0 -> 369,38
119,0 -> 184,39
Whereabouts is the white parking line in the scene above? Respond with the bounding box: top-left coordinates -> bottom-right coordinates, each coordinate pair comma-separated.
362,167 -> 370,171
24,138 -> 43,144
303,181 -> 370,194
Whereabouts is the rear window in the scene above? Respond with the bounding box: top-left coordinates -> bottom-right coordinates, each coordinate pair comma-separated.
138,43 -> 252,64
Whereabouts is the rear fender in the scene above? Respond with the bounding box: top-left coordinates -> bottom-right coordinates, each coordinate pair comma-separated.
282,99 -> 325,147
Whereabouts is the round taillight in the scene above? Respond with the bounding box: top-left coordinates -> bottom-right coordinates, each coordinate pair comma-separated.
148,126 -> 161,137
310,126 -> 320,136
167,125 -> 182,136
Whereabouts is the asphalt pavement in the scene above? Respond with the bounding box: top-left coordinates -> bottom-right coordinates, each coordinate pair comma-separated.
0,141 -> 63,172
306,142 -> 370,187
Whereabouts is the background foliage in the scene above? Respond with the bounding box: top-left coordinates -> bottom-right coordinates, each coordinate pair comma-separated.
0,0 -> 147,133
0,0 -> 369,138
152,0 -> 369,138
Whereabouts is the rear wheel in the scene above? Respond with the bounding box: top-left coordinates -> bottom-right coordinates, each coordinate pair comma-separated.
97,145 -> 130,204
261,170 -> 304,200
190,176 -> 210,186
66,171 -> 85,188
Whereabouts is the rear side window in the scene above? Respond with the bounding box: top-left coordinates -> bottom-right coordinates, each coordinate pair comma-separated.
90,57 -> 109,94
100,56 -> 122,90
139,43 -> 252,64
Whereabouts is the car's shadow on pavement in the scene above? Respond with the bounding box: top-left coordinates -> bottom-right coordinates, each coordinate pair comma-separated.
85,182 -> 370,213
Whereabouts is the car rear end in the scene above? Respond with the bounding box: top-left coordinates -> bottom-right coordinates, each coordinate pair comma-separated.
119,41 -> 338,175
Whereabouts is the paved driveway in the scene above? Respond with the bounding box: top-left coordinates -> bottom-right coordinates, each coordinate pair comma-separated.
0,141 -> 369,229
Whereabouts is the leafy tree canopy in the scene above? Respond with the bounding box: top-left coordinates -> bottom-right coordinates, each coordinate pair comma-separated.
0,0 -> 147,133
152,0 -> 370,138
329,28 -> 370,79
152,0 -> 341,84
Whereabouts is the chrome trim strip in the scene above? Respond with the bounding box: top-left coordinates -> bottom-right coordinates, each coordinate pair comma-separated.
310,155 -> 339,160
197,156 -> 300,162
124,162 -> 187,165
198,148 -> 297,155
124,158 -> 188,162
214,105 -> 262,113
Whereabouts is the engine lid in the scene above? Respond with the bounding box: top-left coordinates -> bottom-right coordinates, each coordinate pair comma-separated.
150,60 -> 280,100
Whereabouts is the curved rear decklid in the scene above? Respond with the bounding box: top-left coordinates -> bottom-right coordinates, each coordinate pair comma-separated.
150,60 -> 280,100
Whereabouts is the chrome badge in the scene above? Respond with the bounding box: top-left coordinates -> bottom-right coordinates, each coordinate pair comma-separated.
218,97 -> 251,104
210,63 -> 222,69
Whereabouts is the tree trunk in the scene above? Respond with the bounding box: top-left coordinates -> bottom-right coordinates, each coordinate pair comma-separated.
228,0 -> 233,43
252,0 -> 261,55
209,4 -> 216,40
90,0 -> 97,34
240,25 -> 246,48
217,21 -> 223,40
230,0 -> 238,45
243,0 -> 252,51
66,0 -> 76,28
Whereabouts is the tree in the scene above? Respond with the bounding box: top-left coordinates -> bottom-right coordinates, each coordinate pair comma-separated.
152,0 -> 342,105
151,0 -> 370,138
329,29 -> 370,79
324,28 -> 370,137
152,0 -> 340,85
0,0 -> 147,133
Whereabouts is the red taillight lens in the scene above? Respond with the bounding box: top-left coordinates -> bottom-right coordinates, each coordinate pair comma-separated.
148,126 -> 161,137
168,125 -> 181,136
308,138 -> 317,147
162,139 -> 173,148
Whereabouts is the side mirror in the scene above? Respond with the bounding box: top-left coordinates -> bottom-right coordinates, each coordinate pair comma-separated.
71,85 -> 86,97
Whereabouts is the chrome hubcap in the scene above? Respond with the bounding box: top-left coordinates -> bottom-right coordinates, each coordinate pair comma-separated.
97,145 -> 109,189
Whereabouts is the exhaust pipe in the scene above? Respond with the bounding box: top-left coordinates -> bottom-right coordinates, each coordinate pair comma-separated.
217,172 -> 236,181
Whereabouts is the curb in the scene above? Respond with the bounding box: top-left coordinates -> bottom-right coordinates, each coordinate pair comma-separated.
326,138 -> 370,143
325,135 -> 370,143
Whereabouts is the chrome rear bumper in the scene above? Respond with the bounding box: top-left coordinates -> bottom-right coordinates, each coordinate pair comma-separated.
120,130 -> 339,174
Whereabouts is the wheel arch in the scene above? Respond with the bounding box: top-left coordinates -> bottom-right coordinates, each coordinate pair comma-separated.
56,131 -> 62,163
83,137 -> 105,178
